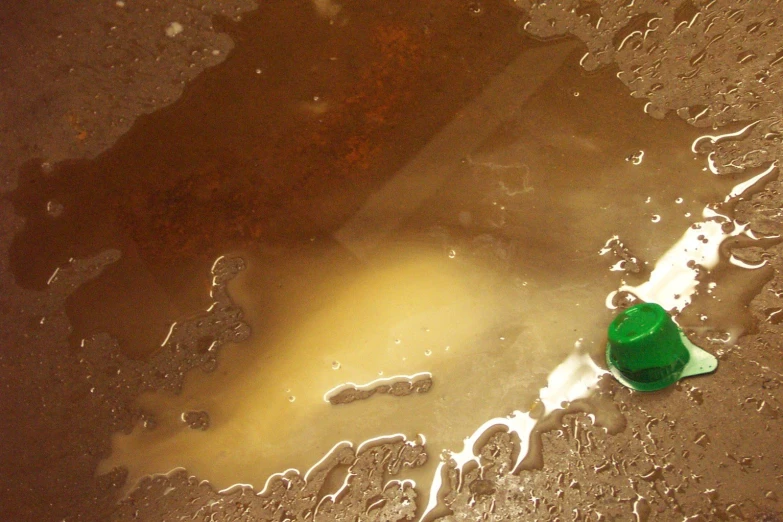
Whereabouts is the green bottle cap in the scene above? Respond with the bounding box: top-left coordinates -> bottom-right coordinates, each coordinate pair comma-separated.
606,302 -> 718,391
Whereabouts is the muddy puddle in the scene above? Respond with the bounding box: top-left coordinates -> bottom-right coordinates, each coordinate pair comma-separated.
7,0 -> 777,516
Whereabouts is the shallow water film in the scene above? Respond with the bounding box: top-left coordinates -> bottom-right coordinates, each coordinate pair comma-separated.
2,0 -> 783,520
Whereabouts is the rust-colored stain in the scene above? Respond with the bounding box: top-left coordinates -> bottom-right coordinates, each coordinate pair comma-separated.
66,112 -> 89,141
9,0 -> 525,352
119,21 -> 424,266
334,24 -> 422,170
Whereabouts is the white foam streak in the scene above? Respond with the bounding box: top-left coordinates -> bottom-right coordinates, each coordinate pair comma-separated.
619,218 -> 741,311
418,351 -> 605,521
539,352 -> 606,414
618,161 -> 777,311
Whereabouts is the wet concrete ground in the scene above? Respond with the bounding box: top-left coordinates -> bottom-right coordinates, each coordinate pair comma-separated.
2,0 -> 783,520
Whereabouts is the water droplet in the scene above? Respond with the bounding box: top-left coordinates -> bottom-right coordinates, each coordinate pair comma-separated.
181,410 -> 210,430
694,432 -> 711,447
331,361 -> 341,370
764,307 -> 783,324
626,150 -> 645,165
142,414 -> 157,430
46,200 -> 64,217
165,22 -> 184,38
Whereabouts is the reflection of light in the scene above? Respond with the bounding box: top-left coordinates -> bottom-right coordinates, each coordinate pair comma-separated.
311,435 -> 419,516
323,372 -> 432,402
357,433 -> 407,453
304,440 -> 353,481
419,351 -> 605,521
729,255 -> 768,270
691,120 -> 760,155
616,160 -> 778,311
723,162 -> 777,201
619,216 -> 744,311
691,121 -> 762,175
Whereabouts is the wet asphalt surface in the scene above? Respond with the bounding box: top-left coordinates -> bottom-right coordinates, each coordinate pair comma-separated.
2,0 -> 783,520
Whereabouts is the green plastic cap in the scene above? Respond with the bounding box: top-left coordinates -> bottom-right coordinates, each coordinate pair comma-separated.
606,302 -> 718,392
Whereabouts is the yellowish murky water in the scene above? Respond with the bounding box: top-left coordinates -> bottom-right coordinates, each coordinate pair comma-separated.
99,38 -> 753,499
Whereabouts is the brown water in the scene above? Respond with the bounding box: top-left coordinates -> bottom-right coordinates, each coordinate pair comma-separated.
8,0 -> 772,513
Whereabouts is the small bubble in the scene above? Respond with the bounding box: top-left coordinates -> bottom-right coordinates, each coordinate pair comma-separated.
424,349 -> 432,356
288,396 -> 296,403
445,345 -> 450,351
448,249 -> 456,259
255,68 -> 263,74
378,371 -> 384,376
41,161 -> 54,173
651,215 -> 661,223
331,361 -> 341,370
573,91 -> 580,97
467,1 -> 483,16
645,196 -> 651,203
394,338 -> 401,344
211,49 -> 221,56
675,197 -> 684,204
